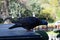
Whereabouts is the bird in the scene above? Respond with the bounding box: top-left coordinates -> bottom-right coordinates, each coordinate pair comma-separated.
8,17 -> 48,31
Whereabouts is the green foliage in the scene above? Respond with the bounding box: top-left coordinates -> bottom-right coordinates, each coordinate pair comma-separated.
56,9 -> 60,20
28,0 -> 41,14
5,0 -> 58,23
9,1 -> 21,18
36,13 -> 55,23
48,16 -> 55,23
0,18 -> 3,23
11,18 -> 17,22
23,9 -> 32,17
9,0 -> 41,18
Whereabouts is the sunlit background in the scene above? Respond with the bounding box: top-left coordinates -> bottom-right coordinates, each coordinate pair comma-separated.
0,0 -> 60,40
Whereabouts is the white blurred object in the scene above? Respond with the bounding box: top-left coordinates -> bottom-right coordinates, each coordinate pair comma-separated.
55,20 -> 60,25
55,20 -> 60,29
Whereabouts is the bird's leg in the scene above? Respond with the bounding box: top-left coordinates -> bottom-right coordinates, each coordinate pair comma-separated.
26,29 -> 33,32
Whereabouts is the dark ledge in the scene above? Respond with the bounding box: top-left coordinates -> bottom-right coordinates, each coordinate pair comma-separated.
0,24 -> 42,40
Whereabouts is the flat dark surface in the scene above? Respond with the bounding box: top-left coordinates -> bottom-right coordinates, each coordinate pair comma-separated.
0,24 -> 41,40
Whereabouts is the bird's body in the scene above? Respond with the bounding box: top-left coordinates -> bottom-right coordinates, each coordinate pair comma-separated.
9,17 -> 48,31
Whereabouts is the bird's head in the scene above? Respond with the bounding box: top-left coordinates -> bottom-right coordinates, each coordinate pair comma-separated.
39,20 -> 48,25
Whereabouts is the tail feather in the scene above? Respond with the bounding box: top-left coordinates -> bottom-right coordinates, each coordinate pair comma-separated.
9,25 -> 17,29
9,23 -> 23,29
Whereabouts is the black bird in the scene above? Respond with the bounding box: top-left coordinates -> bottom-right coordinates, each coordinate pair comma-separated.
9,17 -> 48,31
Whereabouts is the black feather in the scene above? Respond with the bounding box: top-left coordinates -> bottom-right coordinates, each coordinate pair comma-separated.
9,17 -> 48,30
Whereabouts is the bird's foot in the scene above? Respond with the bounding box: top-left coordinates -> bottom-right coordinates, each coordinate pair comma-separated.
26,29 -> 33,32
